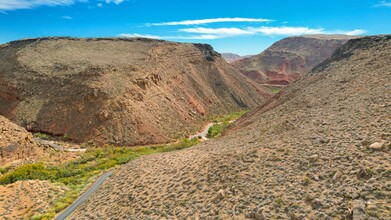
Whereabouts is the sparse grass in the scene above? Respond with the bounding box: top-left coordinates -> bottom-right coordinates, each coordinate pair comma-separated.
211,110 -> 247,123
274,197 -> 284,207
303,176 -> 311,186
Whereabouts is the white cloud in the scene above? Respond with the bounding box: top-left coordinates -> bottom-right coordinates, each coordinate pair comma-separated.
0,0 -> 126,11
180,26 -> 326,37
61,15 -> 72,19
0,0 -> 78,10
179,27 -> 253,36
374,1 -> 391,7
147,17 -> 273,26
118,33 -> 161,39
105,0 -> 124,4
249,26 -> 325,35
336,29 -> 367,36
167,35 -> 220,40
119,26 -> 366,41
118,33 -> 220,40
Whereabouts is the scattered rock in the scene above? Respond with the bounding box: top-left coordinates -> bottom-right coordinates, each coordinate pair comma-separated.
368,141 -> 384,150
217,189 -> 226,199
249,207 -> 266,220
350,200 -> 366,220
333,171 -> 343,182
311,198 -> 323,209
309,154 -> 319,162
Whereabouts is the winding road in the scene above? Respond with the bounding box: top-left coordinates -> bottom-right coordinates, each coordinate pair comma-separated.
54,170 -> 113,220
54,122 -> 217,219
189,122 -> 214,140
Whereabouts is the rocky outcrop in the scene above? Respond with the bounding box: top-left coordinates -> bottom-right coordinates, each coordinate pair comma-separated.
0,115 -> 41,165
72,35 -> 390,219
233,35 -> 358,85
0,37 -> 269,146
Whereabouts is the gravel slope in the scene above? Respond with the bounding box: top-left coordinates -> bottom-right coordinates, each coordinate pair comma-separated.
72,36 -> 390,219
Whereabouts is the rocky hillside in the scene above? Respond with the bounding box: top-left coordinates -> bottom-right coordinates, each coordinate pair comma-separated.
221,53 -> 250,63
0,180 -> 67,219
0,115 -> 42,165
0,37 -> 269,146
71,35 -> 390,219
233,35 -> 357,85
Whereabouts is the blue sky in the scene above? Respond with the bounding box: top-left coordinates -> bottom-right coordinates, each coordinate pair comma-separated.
0,0 -> 390,55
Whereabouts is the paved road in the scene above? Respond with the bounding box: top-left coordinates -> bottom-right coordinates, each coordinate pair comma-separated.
54,170 -> 113,220
189,122 -> 214,140
53,122 -> 218,219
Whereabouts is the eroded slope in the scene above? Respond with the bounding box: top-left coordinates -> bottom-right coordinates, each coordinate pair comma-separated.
72,35 -> 390,219
0,37 -> 268,146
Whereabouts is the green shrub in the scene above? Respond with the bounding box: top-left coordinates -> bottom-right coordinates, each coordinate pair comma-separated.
303,177 -> 311,186
2,136 -> 204,217
207,122 -> 228,138
0,166 -> 9,174
63,133 -> 70,141
0,163 -> 57,184
33,132 -> 50,140
269,87 -> 281,94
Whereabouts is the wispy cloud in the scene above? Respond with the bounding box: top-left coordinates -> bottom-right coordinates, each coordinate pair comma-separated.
248,26 -> 324,35
147,17 -> 273,26
185,26 -> 365,38
119,26 -> 366,41
61,15 -> 73,19
0,0 -> 126,11
179,27 -> 253,36
118,33 -> 220,40
0,0 -> 78,11
105,0 -> 125,5
373,1 -> 391,7
331,29 -> 367,35
118,33 -> 162,39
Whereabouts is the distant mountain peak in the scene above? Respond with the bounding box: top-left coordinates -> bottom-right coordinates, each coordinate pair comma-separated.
233,35 -> 359,86
221,53 -> 251,63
